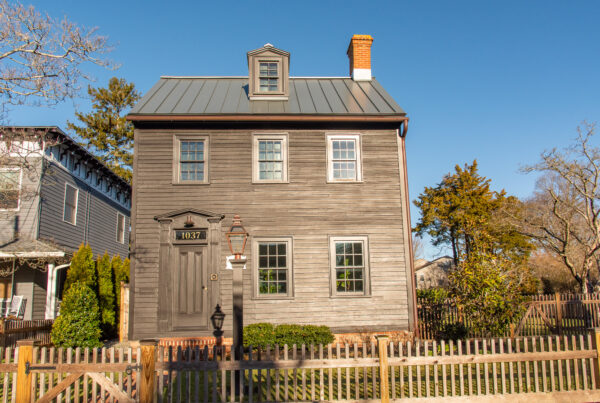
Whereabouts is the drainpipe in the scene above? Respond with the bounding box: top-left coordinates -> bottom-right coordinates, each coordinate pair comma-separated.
396,119 -> 419,337
44,262 -> 70,319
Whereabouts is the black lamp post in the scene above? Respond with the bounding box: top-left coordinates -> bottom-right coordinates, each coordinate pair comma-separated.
210,304 -> 225,346
225,214 -> 248,396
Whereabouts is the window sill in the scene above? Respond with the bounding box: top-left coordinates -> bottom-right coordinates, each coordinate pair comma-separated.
252,296 -> 295,301
172,182 -> 211,186
329,294 -> 372,299
252,180 -> 290,184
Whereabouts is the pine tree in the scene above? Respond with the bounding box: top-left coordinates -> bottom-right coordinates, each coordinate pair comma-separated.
67,77 -> 140,183
64,244 -> 96,291
97,252 -> 116,338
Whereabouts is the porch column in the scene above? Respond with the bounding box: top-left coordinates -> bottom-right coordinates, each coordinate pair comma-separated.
44,262 -> 56,319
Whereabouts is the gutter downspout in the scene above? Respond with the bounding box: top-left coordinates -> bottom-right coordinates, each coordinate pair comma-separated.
45,262 -> 70,319
396,119 -> 419,337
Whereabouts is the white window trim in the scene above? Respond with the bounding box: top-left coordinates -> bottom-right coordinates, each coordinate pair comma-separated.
62,183 -> 79,226
326,134 -> 363,183
173,135 -> 210,184
252,237 -> 294,299
0,167 -> 22,212
252,133 -> 289,183
329,235 -> 371,297
116,213 -> 125,244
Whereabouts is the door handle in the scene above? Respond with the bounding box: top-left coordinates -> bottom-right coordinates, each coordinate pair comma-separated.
202,286 -> 207,290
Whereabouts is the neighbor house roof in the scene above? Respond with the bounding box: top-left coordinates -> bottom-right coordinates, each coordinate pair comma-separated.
128,77 -> 405,119
0,239 -> 65,258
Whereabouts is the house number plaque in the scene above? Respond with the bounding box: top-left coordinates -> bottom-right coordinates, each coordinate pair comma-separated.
174,229 -> 207,241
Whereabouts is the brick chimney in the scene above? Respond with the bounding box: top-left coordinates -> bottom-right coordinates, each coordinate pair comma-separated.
347,35 -> 374,81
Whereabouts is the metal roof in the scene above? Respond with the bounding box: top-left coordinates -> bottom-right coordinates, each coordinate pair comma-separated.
129,77 -> 405,116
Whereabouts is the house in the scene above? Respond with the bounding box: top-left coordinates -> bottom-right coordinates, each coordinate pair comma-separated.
127,35 -> 417,339
415,256 -> 454,289
0,126 -> 131,320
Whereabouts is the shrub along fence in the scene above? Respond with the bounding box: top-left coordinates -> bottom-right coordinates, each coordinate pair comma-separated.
3,332 -> 600,402
418,292 -> 600,340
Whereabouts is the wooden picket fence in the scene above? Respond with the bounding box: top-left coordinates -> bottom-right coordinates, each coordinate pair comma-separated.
0,319 -> 53,348
418,292 -> 600,340
4,333 -> 600,402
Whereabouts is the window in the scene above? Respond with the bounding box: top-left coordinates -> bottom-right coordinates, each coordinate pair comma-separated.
330,236 -> 370,296
327,134 -> 362,182
259,62 -> 279,92
116,213 -> 125,244
252,134 -> 288,182
253,238 -> 293,298
0,168 -> 21,210
173,136 -> 209,184
63,183 -> 78,225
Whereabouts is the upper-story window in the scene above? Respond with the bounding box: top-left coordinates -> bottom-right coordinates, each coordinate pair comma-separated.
259,62 -> 279,92
173,136 -> 209,184
252,134 -> 288,183
326,134 -> 362,182
0,167 -> 21,211
63,183 -> 78,225
116,213 -> 125,244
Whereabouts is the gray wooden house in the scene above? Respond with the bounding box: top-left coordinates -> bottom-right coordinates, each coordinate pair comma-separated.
127,35 -> 417,339
0,126 -> 131,320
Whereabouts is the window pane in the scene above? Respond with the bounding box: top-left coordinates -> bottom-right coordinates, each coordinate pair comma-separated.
278,256 -> 286,267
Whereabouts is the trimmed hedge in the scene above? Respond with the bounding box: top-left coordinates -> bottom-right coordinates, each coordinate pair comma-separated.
51,283 -> 102,348
244,323 -> 334,348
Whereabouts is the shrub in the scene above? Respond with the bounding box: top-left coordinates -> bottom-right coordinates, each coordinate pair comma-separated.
51,283 -> 102,347
64,243 -> 96,291
243,323 -> 275,348
244,323 -> 334,348
439,323 -> 468,340
97,252 -> 116,338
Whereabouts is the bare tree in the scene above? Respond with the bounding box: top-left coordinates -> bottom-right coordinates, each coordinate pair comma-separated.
518,122 -> 600,293
412,234 -> 425,260
0,0 -> 114,113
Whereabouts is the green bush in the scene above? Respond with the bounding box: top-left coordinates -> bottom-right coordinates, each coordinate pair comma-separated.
439,323 -> 468,340
97,252 -> 116,338
51,283 -> 102,347
64,243 -> 96,291
244,323 -> 334,348
243,323 -> 276,348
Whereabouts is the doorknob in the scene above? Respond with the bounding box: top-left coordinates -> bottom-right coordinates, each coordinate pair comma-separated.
202,286 -> 207,290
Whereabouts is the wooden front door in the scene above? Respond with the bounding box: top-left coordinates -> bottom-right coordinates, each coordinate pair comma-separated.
172,245 -> 209,329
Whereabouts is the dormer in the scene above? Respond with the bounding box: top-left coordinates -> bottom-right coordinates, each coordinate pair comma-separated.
247,43 -> 290,100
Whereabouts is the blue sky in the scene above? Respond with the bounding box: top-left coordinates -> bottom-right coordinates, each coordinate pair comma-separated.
6,0 -> 600,259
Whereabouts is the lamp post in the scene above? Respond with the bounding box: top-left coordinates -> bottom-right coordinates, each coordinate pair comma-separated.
225,214 -> 248,396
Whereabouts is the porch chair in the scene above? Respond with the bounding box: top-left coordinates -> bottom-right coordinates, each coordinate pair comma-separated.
5,295 -> 26,319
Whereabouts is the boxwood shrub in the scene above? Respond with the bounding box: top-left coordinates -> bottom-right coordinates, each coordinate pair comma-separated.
244,323 -> 334,348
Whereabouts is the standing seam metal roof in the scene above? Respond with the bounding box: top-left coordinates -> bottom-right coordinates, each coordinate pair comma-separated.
130,77 -> 405,116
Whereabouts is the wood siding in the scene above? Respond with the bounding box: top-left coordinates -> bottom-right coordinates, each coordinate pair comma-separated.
132,128 -> 412,339
38,161 -> 130,257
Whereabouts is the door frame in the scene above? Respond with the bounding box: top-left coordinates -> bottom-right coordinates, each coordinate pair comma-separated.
155,208 -> 224,334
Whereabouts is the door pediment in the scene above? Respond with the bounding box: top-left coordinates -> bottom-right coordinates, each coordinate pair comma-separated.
154,208 -> 224,224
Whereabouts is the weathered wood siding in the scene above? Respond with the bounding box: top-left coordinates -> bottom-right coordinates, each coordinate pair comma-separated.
38,161 -> 130,257
132,128 -> 412,338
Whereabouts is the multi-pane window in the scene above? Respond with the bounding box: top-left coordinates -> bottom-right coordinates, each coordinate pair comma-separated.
258,242 -> 287,295
327,135 -> 362,182
258,140 -> 283,180
259,62 -> 279,92
180,141 -> 205,181
63,183 -> 78,225
253,134 -> 288,182
0,168 -> 21,210
117,213 -> 125,244
330,236 -> 369,296
335,241 -> 364,293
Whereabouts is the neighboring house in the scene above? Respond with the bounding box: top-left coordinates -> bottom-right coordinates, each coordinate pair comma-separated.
127,35 -> 416,339
0,126 -> 131,320
415,256 -> 454,289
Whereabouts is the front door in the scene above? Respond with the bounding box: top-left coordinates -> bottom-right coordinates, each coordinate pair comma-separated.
172,245 -> 209,329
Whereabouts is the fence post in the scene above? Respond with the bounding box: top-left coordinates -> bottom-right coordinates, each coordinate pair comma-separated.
0,319 -> 5,348
376,335 -> 390,403
140,339 -> 158,403
16,339 -> 38,403
556,292 -> 562,335
593,328 -> 600,388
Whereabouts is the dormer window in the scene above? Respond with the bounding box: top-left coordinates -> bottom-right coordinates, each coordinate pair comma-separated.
259,62 -> 279,92
247,43 -> 290,100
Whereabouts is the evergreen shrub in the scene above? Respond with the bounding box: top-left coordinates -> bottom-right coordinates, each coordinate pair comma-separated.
51,283 -> 102,347
97,252 -> 116,338
244,323 -> 334,348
